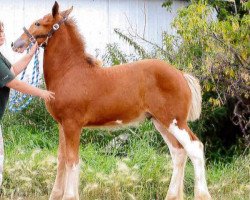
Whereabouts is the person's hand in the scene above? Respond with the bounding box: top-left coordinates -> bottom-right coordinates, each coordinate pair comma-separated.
28,42 -> 38,56
39,89 -> 55,102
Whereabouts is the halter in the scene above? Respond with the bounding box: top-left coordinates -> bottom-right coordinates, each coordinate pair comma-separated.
9,17 -> 67,112
23,16 -> 67,48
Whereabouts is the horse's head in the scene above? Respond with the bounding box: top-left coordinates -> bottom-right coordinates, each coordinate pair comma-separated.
12,1 -> 73,52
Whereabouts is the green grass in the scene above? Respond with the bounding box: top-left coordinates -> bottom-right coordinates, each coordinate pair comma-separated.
0,121 -> 249,200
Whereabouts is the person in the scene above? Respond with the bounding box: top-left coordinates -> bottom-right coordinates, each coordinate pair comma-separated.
0,20 -> 55,186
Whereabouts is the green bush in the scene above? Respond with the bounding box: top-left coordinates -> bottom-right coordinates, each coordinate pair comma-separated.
101,2 -> 249,157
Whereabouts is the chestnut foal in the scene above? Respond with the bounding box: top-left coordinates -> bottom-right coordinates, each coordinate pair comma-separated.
12,2 -> 211,200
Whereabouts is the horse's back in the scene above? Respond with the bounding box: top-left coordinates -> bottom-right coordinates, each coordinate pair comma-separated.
111,59 -> 188,96
122,59 -> 191,121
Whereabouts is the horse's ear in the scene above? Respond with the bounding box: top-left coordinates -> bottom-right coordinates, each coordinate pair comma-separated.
52,1 -> 59,18
61,6 -> 73,18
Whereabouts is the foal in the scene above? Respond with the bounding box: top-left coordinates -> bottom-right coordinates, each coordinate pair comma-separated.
12,2 -> 211,200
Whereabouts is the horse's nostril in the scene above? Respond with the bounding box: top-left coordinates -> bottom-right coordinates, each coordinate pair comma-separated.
11,42 -> 13,47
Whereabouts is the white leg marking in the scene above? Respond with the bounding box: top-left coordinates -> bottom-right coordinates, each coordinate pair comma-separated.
168,119 -> 211,199
115,120 -> 123,124
63,163 -> 80,200
50,126 -> 66,200
49,158 -> 66,200
167,145 -> 187,199
153,119 -> 187,199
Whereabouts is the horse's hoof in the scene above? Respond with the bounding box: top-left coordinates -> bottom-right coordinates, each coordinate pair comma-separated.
166,195 -> 183,200
62,195 -> 79,200
195,192 -> 212,200
166,197 -> 179,200
49,191 -> 64,200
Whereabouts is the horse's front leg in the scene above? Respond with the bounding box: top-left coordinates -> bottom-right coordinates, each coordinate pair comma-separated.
49,124 -> 67,200
61,120 -> 81,200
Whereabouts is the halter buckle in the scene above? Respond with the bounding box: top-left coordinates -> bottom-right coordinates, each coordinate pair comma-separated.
53,23 -> 60,31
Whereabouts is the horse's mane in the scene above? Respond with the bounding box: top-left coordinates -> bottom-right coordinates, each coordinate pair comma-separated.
64,18 -> 102,68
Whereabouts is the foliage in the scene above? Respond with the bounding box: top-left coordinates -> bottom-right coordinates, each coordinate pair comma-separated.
1,125 -> 250,199
3,98 -> 55,132
103,1 -> 250,150
114,29 -> 150,59
102,43 -> 128,65
170,2 -> 249,144
162,0 -> 250,20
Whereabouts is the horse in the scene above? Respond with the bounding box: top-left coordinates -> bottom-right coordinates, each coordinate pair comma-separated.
12,2 -> 211,200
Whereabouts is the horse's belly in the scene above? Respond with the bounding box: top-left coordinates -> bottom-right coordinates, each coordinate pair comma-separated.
85,112 -> 148,129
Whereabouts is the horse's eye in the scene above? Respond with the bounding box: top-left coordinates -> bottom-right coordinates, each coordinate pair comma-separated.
35,22 -> 40,26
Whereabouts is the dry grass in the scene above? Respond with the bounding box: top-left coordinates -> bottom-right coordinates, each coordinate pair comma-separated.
0,144 -> 249,200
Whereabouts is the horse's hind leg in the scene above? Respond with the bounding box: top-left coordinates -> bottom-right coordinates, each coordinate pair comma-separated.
152,119 -> 187,200
168,119 -> 211,200
62,120 -> 81,200
49,124 -> 67,200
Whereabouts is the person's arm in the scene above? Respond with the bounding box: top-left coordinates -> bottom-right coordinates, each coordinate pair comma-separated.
11,42 -> 38,76
6,78 -> 55,102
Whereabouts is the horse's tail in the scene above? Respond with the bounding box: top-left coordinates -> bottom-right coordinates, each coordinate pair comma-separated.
183,73 -> 202,121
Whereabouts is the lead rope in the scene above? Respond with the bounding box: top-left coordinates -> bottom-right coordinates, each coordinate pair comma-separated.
8,43 -> 40,112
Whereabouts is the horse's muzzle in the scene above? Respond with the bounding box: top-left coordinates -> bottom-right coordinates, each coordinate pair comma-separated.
12,38 -> 27,53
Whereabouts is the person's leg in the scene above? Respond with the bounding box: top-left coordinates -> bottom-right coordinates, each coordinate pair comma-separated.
0,125 -> 4,186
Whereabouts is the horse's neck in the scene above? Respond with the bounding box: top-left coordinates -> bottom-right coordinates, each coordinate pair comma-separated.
43,26 -> 86,88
